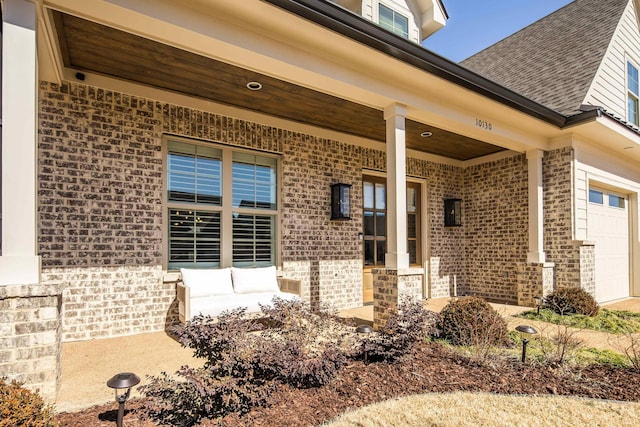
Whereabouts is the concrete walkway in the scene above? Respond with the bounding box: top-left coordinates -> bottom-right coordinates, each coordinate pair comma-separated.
55,297 -> 640,413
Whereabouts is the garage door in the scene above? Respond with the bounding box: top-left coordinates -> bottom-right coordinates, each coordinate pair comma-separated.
588,187 -> 630,302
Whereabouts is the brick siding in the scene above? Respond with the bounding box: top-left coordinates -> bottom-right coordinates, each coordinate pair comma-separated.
0,283 -> 62,402
463,154 -> 529,303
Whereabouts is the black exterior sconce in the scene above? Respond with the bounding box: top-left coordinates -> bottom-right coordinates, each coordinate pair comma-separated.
444,198 -> 462,227
331,183 -> 352,220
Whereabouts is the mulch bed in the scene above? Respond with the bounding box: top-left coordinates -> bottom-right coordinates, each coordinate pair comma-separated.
58,342 -> 640,426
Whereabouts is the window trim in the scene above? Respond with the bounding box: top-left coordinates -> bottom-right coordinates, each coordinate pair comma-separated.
163,135 -> 281,270
627,59 -> 639,127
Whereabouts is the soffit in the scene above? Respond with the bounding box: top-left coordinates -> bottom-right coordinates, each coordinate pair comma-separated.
52,11 -> 505,161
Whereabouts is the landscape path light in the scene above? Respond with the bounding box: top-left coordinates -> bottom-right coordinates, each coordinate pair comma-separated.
356,324 -> 374,363
107,372 -> 141,427
515,325 -> 538,363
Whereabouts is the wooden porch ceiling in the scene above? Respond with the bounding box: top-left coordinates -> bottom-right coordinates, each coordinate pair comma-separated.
53,12 -> 506,161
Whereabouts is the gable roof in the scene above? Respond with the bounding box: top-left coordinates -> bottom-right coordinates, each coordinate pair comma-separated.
461,0 -> 629,116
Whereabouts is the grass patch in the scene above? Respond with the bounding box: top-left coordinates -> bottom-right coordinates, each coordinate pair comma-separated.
325,392 -> 640,427
519,308 -> 640,334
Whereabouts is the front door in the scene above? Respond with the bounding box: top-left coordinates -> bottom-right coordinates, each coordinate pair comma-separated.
362,177 -> 421,304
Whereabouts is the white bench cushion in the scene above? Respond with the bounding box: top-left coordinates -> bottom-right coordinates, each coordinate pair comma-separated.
180,267 -> 234,298
190,292 -> 300,318
231,266 -> 280,294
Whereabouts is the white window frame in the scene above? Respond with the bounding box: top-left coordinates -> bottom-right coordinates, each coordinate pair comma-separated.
627,59 -> 639,127
377,2 -> 409,39
163,136 -> 281,270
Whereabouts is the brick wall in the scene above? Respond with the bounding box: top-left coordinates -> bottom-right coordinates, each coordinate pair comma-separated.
463,154 -> 529,303
408,159 -> 465,298
372,268 -> 423,329
0,283 -> 62,402
543,147 -> 584,290
38,81 -> 367,341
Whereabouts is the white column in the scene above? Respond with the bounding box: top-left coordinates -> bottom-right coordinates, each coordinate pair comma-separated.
0,0 -> 41,284
384,104 -> 409,269
526,149 -> 546,264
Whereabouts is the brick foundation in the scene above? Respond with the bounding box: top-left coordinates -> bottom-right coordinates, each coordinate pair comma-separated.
517,262 -> 555,306
0,283 -> 62,402
372,268 -> 423,329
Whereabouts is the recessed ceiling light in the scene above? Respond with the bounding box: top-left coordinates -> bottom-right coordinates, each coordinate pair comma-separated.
246,81 -> 262,91
421,131 -> 433,138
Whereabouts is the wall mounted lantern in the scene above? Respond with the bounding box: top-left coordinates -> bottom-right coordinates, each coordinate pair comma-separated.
444,198 -> 462,227
331,183 -> 352,220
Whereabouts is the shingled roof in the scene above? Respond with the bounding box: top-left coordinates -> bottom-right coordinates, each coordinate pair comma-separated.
461,0 -> 629,116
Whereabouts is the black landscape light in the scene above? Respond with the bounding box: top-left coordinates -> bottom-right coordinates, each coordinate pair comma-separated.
107,372 -> 141,427
515,325 -> 538,363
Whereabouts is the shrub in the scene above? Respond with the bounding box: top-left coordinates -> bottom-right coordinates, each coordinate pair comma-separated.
143,308 -> 269,426
361,297 -> 438,363
0,378 -> 59,427
143,299 -> 355,424
544,287 -> 599,317
436,296 -> 508,357
257,298 -> 351,387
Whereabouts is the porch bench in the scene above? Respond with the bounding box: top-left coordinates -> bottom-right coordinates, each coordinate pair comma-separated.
176,266 -> 301,323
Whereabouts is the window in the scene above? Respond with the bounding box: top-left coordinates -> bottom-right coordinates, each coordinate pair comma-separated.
363,177 -> 386,266
629,61 -> 639,126
609,194 -> 625,209
589,189 -> 603,205
378,3 -> 409,39
167,139 -> 278,269
363,177 -> 421,266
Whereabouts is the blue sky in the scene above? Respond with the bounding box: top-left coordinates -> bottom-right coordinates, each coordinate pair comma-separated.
422,0 -> 574,62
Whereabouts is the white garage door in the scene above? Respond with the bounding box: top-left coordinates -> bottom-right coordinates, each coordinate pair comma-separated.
588,187 -> 630,302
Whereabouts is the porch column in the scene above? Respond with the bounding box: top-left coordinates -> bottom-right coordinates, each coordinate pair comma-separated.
526,149 -> 545,264
0,0 -> 41,285
384,103 -> 409,269
373,104 -> 422,330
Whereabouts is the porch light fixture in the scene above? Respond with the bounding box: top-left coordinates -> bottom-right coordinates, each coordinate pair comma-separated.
107,372 -> 141,427
246,81 -> 262,91
331,183 -> 352,220
515,325 -> 538,363
444,198 -> 462,227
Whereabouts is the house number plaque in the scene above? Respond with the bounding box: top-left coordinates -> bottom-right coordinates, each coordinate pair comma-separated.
475,119 -> 493,131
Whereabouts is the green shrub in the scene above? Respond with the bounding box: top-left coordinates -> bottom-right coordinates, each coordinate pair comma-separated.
0,378 -> 59,427
436,297 -> 508,351
361,297 -> 438,363
544,287 -> 599,317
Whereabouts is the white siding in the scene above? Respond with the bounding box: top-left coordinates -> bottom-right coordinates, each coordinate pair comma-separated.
584,0 -> 640,119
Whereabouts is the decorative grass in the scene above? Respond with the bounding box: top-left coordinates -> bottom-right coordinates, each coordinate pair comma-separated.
519,308 -> 640,334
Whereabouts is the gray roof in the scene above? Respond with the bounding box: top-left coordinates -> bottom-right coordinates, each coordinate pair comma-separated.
461,0 -> 629,116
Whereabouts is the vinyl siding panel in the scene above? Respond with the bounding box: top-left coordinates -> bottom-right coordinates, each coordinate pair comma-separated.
584,0 -> 640,120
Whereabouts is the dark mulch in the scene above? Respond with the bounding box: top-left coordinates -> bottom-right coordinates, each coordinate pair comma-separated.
57,342 -> 640,426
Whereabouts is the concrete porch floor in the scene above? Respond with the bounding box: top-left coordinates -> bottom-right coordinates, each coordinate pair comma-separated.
56,297 -> 640,413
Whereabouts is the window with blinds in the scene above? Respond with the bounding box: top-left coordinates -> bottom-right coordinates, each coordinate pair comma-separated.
166,139 -> 278,269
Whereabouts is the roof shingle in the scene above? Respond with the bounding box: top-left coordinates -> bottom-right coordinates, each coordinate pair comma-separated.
461,0 -> 629,116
